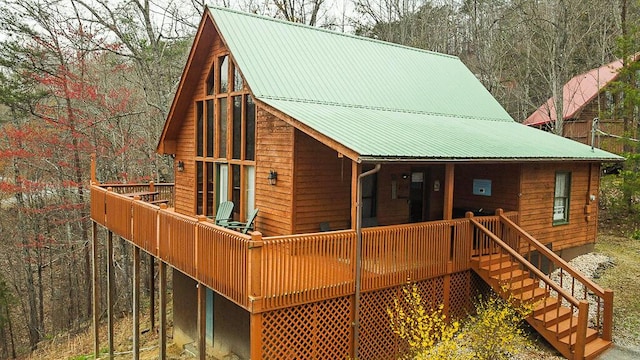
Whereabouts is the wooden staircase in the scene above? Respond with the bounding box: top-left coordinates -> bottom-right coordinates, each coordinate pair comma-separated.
468,211 -> 614,360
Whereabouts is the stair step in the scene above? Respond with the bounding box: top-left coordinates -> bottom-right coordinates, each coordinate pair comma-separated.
491,269 -> 529,283
558,327 -> 599,346
473,253 -> 511,267
484,260 -> 520,274
584,338 -> 612,360
533,306 -> 572,326
533,297 -> 561,316
513,287 -> 548,304
548,316 -> 580,338
506,278 -> 537,294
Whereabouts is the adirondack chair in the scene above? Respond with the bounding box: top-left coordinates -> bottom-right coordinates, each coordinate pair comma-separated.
215,201 -> 234,226
224,208 -> 259,234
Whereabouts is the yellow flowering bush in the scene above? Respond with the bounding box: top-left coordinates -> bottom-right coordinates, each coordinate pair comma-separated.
387,283 -> 465,359
388,283 -> 533,360
460,294 -> 533,360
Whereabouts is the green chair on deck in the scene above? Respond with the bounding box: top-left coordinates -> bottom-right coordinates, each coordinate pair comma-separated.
215,201 -> 234,226
225,208 -> 259,234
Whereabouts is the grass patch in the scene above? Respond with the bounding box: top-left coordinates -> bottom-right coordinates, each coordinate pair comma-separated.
595,233 -> 640,347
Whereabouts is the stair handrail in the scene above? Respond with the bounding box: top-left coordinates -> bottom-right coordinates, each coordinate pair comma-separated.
498,212 -> 613,341
498,213 -> 606,297
470,218 -> 580,308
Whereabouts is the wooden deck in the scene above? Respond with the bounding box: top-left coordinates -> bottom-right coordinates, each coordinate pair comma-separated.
91,183 -> 613,359
91,183 -> 511,311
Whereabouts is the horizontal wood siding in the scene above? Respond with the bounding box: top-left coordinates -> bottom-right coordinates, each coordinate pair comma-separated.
255,109 -> 294,236
519,162 -> 599,250
453,163 -> 520,213
293,131 -> 352,233
173,30 -> 224,216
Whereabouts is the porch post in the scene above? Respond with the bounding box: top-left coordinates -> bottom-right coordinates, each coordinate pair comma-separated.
350,161 -> 360,229
107,230 -> 114,359
92,221 -> 99,358
443,164 -> 455,220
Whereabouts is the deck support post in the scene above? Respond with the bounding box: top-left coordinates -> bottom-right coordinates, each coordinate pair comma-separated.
250,313 -> 263,360
92,221 -> 99,358
197,283 -> 206,360
133,246 -> 140,360
443,164 -> 454,220
107,230 -> 114,359
159,261 -> 167,360
149,254 -> 155,331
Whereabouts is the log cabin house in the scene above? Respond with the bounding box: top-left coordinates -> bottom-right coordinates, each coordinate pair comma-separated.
90,6 -> 623,360
524,56 -> 640,155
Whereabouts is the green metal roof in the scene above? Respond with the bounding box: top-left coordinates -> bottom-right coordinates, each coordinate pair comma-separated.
209,7 -> 621,162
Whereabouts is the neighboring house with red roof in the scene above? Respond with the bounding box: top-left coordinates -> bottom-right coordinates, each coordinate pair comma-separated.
524,57 -> 639,154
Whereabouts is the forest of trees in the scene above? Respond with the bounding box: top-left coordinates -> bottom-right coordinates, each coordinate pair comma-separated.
0,0 -> 638,357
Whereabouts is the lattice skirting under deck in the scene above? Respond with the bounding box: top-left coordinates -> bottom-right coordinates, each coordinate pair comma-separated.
255,270 -> 483,360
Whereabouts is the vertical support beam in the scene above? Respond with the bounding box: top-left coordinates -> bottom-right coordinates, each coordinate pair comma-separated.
250,313 -> 263,360
159,261 -> 167,360
90,153 -> 98,184
92,221 -> 99,359
248,232 -> 263,312
350,161 -> 360,229
107,230 -> 114,359
574,300 -> 590,360
197,283 -> 206,360
133,246 -> 140,360
149,254 -> 155,331
603,289 -> 614,341
443,164 -> 455,220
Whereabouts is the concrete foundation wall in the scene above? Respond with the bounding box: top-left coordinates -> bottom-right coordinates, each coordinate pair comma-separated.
212,293 -> 250,360
173,270 -> 198,348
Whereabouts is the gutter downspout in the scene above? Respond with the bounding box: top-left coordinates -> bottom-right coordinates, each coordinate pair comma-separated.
353,163 -> 381,359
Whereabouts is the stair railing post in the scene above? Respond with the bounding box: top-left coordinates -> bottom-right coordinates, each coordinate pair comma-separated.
603,289 -> 614,341
574,300 -> 589,360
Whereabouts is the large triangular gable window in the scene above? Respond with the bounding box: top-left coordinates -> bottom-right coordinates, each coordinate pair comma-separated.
195,53 -> 256,221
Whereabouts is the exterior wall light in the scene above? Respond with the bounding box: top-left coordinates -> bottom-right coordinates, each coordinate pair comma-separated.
177,160 -> 185,172
268,170 -> 277,185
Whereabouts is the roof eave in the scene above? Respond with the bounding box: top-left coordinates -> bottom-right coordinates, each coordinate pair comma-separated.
156,9 -> 214,154
358,156 -> 624,164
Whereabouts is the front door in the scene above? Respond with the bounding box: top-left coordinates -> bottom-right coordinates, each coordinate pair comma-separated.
409,170 -> 430,222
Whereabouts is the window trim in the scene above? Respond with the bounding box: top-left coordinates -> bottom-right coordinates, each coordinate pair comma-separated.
552,171 -> 571,225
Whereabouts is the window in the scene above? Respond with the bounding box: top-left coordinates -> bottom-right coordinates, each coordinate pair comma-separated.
219,55 -> 229,93
194,53 -> 255,221
553,172 -> 571,224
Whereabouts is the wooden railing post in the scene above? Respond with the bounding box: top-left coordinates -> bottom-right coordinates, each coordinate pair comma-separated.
90,153 -> 98,184
574,300 -> 589,360
603,289 -> 614,341
248,232 -> 263,312
149,180 -> 155,192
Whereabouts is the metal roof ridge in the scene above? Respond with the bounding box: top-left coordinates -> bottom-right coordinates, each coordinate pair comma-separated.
259,95 -> 513,122
207,5 -> 460,61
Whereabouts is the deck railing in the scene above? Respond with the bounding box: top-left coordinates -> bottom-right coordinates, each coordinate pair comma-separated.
91,184 -> 252,308
360,219 -> 472,291
91,183 -> 525,312
496,212 -> 613,342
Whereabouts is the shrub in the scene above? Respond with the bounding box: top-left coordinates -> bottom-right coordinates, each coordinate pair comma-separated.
387,283 -> 463,359
459,294 -> 532,360
388,283 -> 532,360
